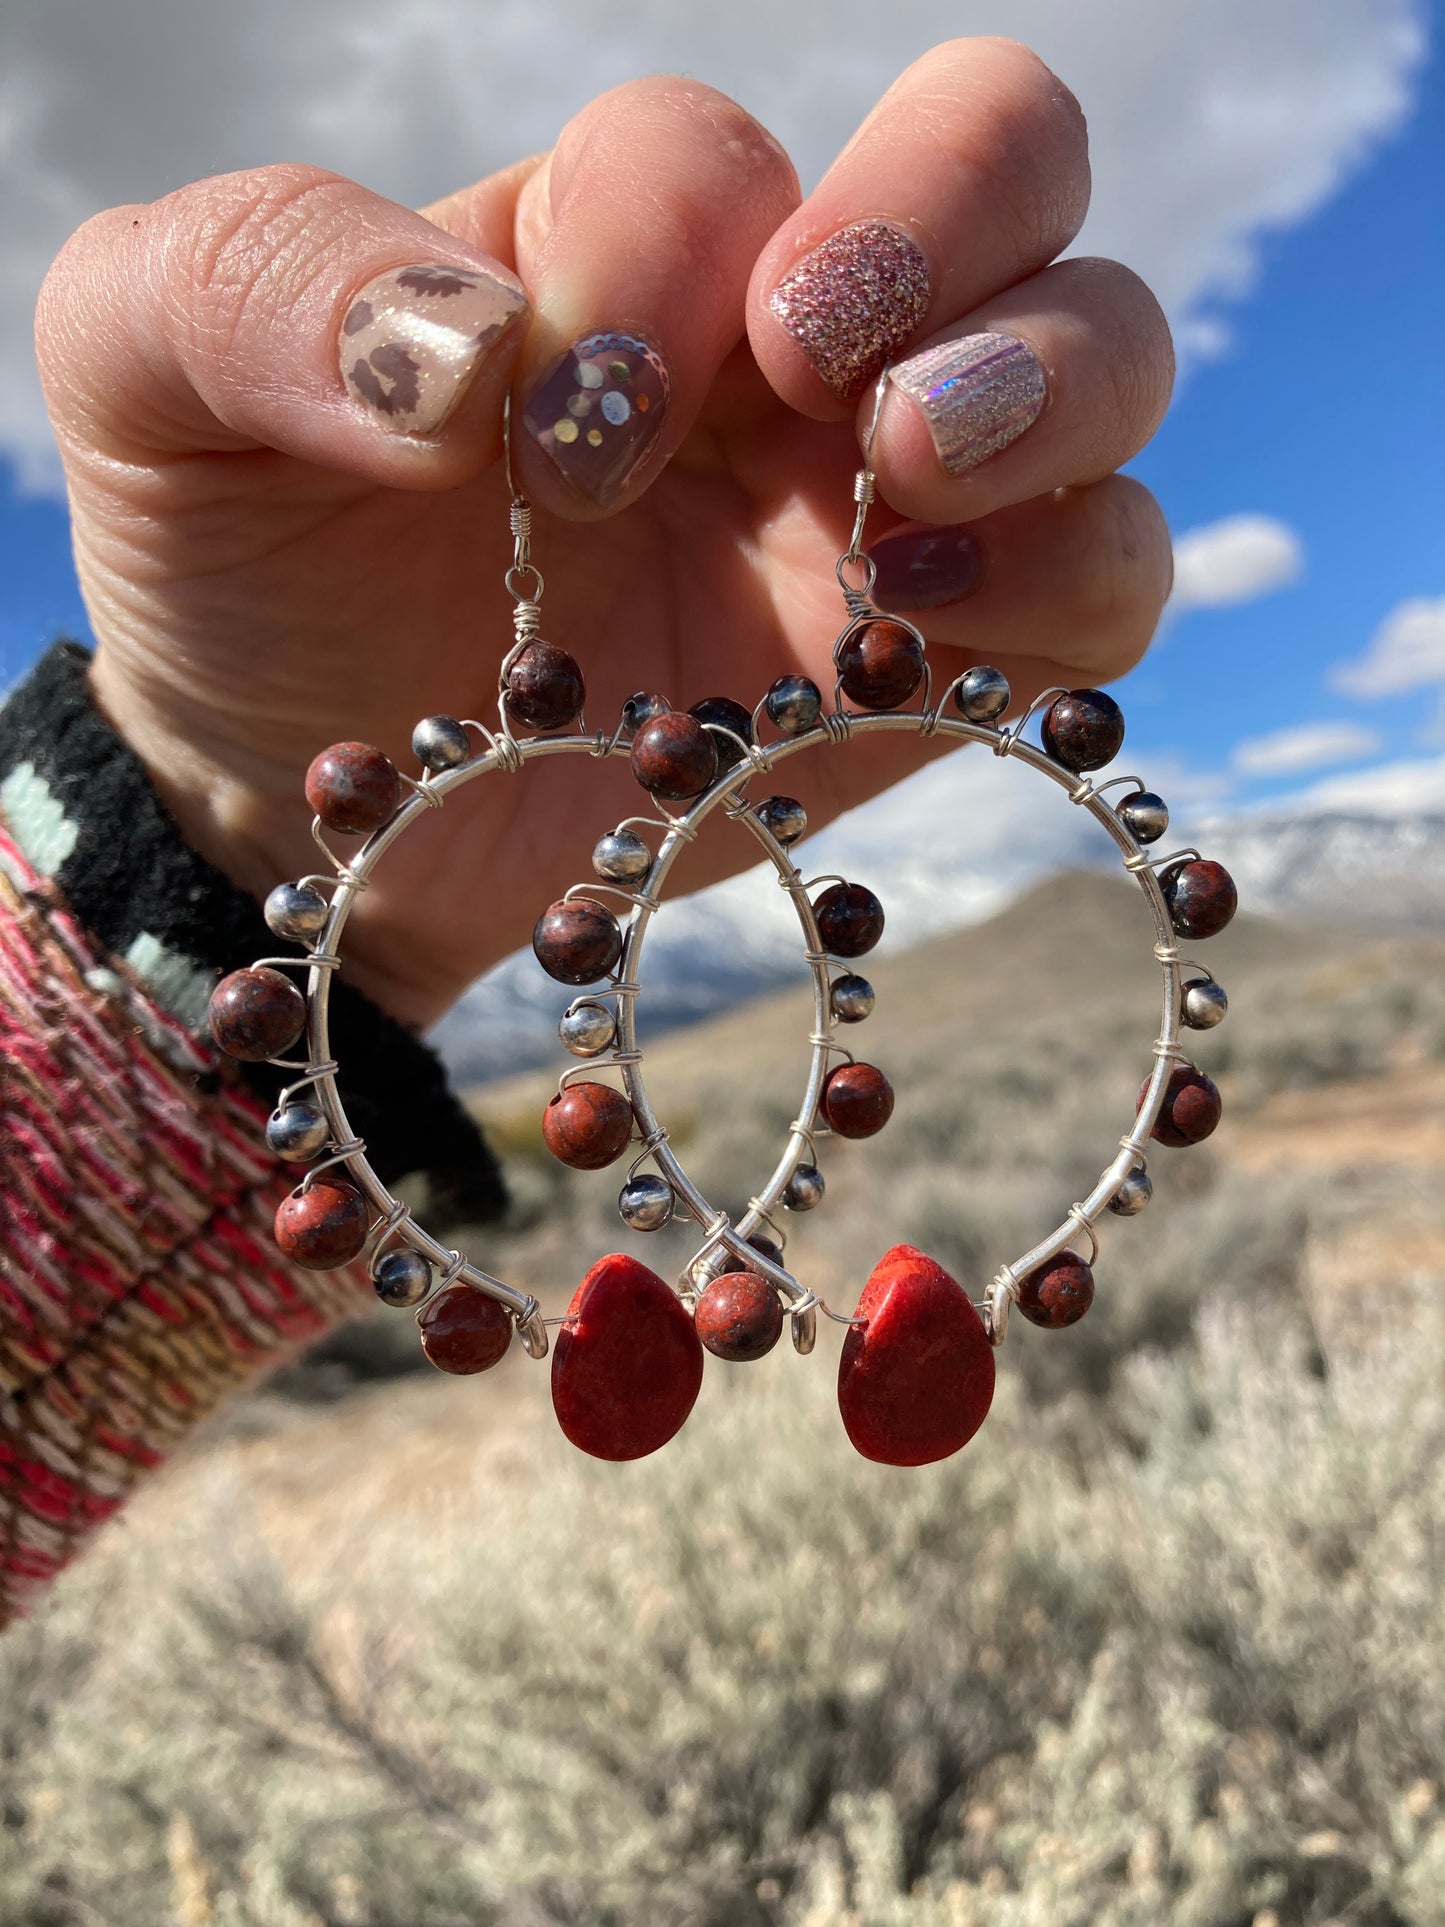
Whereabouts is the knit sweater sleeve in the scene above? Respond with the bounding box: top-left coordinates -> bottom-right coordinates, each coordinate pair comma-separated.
0,644 -> 504,1628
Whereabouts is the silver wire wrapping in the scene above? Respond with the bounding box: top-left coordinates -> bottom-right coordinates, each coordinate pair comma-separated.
239,373 -> 1208,1365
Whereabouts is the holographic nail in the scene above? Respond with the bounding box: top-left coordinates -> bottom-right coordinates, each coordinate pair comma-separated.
768,220 -> 930,402
338,263 -> 528,436
522,332 -> 669,507
888,332 -> 1046,476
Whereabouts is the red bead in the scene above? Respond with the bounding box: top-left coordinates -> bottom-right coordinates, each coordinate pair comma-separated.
822,1062 -> 894,1138
814,882 -> 884,958
1040,690 -> 1125,772
304,741 -> 401,835
551,1253 -> 704,1459
688,696 -> 755,774
207,967 -> 305,1062
542,1082 -> 634,1169
837,618 -> 924,710
274,1179 -> 369,1270
1017,1250 -> 1094,1328
837,1244 -> 995,1465
1141,1064 -> 1223,1148
418,1283 -> 513,1374
1161,859 -> 1238,940
695,1273 -> 784,1361
630,712 -> 719,800
532,898 -> 623,985
505,642 -> 586,731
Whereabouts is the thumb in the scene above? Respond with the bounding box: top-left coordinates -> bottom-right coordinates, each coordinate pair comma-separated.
36,163 -> 531,490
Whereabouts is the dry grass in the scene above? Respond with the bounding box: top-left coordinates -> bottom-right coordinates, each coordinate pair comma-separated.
3,886 -> 1444,1926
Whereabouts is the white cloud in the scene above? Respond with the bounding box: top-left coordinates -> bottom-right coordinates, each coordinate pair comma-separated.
1282,754 -> 1445,815
0,0 -> 1429,492
1329,595 -> 1445,697
1169,513 -> 1304,613
1232,720 -> 1380,777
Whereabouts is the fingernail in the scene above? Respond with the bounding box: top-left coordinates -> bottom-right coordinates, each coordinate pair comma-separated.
521,332 -> 669,507
768,219 -> 930,401
889,332 -> 1046,476
868,526 -> 984,611
339,263 -> 528,435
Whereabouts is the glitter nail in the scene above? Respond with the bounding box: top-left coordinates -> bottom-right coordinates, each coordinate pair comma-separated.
767,220 -> 931,402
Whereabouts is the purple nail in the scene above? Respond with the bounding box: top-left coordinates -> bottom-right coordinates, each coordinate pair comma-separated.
522,332 -> 668,507
889,332 -> 1046,475
768,219 -> 930,401
868,527 -> 985,611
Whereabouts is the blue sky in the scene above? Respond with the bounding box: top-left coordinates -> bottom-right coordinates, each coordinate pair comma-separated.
1124,35 -> 1444,805
0,0 -> 1439,834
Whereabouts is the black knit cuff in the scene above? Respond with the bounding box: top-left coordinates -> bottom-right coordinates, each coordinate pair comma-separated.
0,641 -> 505,1225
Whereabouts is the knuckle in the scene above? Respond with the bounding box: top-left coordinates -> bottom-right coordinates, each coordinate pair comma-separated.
168,165 -> 354,351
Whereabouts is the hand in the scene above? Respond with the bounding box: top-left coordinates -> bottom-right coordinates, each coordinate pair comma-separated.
37,38 -> 1173,1029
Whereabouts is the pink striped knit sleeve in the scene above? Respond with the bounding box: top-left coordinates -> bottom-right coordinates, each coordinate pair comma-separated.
0,825 -> 372,1625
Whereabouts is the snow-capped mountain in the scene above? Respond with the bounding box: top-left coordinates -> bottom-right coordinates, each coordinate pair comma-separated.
430,740 -> 1445,1085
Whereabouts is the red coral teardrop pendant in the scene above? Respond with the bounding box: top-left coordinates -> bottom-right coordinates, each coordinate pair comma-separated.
551,1254 -> 704,1461
837,1244 -> 995,1465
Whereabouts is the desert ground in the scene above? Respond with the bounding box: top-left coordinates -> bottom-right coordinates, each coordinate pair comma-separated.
3,874 -> 1443,1926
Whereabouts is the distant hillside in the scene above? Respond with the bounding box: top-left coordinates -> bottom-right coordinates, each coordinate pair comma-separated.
430,762 -> 1443,1085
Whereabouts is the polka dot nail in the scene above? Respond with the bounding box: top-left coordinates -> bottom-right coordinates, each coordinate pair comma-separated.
522,333 -> 669,507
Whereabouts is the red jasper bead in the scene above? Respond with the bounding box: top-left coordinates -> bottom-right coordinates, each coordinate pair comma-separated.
207,966 -> 306,1062
822,1062 -> 894,1139
814,881 -> 884,958
504,642 -> 586,732
630,712 -> 719,800
274,1179 -> 370,1270
418,1283 -> 513,1374
532,897 -> 623,985
552,1253 -> 704,1460
837,618 -> 925,710
1161,859 -> 1238,940
688,696 -> 755,775
1142,1064 -> 1223,1148
1040,689 -> 1125,772
837,1245 -> 995,1465
1017,1249 -> 1095,1328
304,741 -> 401,835
695,1272 -> 784,1361
747,1233 -> 785,1269
542,1082 -> 635,1169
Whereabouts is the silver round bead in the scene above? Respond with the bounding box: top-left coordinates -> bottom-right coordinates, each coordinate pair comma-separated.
618,1174 -> 675,1232
265,1103 -> 331,1162
1118,790 -> 1170,845
411,714 -> 470,772
830,973 -> 875,1024
559,1002 -> 617,1058
592,829 -> 652,885
953,665 -> 1010,724
264,882 -> 329,943
1107,1169 -> 1153,1217
1182,977 -> 1229,1029
783,1163 -> 825,1212
755,796 -> 807,848
618,691 -> 671,741
765,674 -> 823,737
374,1248 -> 432,1307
